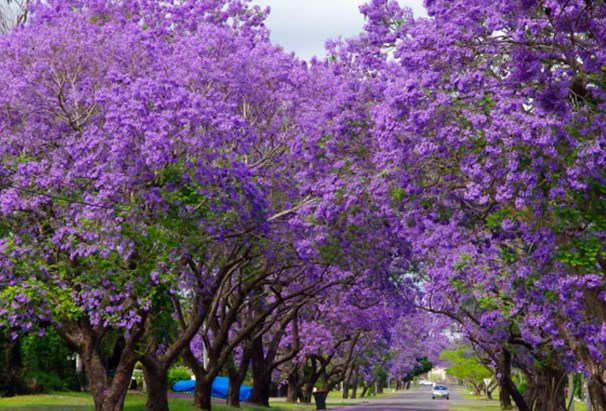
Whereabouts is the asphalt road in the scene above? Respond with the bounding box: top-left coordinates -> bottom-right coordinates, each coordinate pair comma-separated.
330,386 -> 462,411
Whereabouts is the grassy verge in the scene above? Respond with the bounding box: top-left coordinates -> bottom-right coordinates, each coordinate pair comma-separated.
448,404 -> 501,411
0,392 -> 291,411
459,392 -> 493,401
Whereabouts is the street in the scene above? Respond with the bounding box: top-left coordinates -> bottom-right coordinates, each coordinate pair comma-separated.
330,386 -> 473,411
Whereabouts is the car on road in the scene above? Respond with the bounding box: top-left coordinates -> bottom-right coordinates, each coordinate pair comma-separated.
432,384 -> 449,399
418,379 -> 434,386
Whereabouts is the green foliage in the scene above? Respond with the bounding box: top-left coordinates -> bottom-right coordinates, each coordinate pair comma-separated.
20,329 -> 72,373
22,370 -> 67,393
517,381 -> 528,395
168,367 -> 193,389
404,357 -> 433,382
440,347 -> 492,388
556,179 -> 606,270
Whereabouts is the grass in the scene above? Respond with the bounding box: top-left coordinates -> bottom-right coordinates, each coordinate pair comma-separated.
448,404 -> 501,411
0,389 -> 399,411
460,392 -> 493,401
0,392 -> 285,411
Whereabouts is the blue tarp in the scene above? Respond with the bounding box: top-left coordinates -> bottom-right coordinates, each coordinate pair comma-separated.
173,376 -> 253,401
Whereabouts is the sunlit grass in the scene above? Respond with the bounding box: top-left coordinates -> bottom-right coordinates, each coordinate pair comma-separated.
0,392 -> 295,411
448,404 -> 501,411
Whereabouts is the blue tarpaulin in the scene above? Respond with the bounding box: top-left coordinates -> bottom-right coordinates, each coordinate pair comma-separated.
172,376 -> 252,401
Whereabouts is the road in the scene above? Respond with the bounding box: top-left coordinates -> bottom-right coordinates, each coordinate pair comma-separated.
330,386 -> 464,411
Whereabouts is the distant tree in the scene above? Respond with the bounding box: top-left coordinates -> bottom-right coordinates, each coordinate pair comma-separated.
441,347 -> 492,396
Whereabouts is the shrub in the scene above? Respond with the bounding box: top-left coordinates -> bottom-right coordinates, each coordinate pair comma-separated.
23,370 -> 67,393
168,367 -> 193,389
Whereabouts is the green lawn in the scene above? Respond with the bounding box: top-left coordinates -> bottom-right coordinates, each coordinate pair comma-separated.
0,392 -> 288,411
0,390 -> 398,411
448,404 -> 501,411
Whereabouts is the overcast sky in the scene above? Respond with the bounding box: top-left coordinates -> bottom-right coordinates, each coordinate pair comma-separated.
251,0 -> 427,60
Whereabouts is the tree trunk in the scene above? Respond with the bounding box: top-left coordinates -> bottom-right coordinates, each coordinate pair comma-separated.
142,360 -> 169,411
497,348 -> 522,411
566,374 -> 575,411
342,381 -> 349,399
588,372 -> 606,411
226,347 -> 252,409
249,337 -> 271,407
487,380 -> 497,400
83,349 -> 134,411
395,378 -> 402,391
226,368 -> 242,408
193,378 -> 213,410
360,383 -> 369,397
525,365 -> 566,411
302,381 -> 314,403
286,365 -> 302,403
377,378 -> 384,394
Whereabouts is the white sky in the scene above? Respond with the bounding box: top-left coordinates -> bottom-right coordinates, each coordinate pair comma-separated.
252,0 -> 427,60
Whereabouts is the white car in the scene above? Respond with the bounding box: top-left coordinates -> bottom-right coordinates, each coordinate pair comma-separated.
418,379 -> 434,386
432,385 -> 450,399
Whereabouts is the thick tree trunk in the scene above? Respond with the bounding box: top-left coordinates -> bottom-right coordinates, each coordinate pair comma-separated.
588,372 -> 606,411
249,338 -> 271,407
226,347 -> 252,409
286,365 -> 302,403
84,350 -> 134,411
395,378 -> 402,391
142,360 -> 169,411
249,370 -> 271,406
226,368 -> 243,408
529,366 -> 566,411
193,379 -> 213,410
302,381 -> 314,403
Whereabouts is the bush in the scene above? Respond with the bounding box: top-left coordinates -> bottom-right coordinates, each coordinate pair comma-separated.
168,367 -> 193,389
23,370 -> 67,393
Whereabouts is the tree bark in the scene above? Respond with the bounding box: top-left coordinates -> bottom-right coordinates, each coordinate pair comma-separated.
193,378 -> 213,410
497,348 -> 529,411
226,367 -> 244,408
302,381 -> 314,403
526,365 -> 566,411
377,378 -> 384,394
360,383 -> 370,397
566,374 -> 575,411
82,346 -> 135,411
587,372 -> 606,411
142,360 -> 169,411
248,337 -> 271,407
286,363 -> 302,403
226,347 -> 252,408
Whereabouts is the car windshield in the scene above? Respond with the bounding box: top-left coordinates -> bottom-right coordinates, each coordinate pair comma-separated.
434,386 -> 448,390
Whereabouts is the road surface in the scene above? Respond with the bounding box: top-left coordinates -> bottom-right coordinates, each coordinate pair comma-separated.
329,386 -> 467,411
